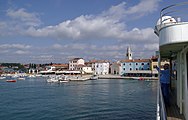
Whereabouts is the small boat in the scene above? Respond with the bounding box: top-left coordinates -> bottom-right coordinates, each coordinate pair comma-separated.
90,75 -> 98,80
47,75 -> 69,83
58,75 -> 69,83
47,78 -> 59,83
6,80 -> 16,82
59,80 -> 69,83
18,77 -> 25,80
138,77 -> 144,80
67,76 -> 90,81
132,77 -> 144,80
0,76 -> 6,80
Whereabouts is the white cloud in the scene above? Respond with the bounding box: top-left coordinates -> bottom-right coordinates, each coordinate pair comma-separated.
125,0 -> 160,16
143,43 -> 159,51
24,0 -> 160,43
0,44 -> 31,49
0,0 -> 161,63
1,1 -> 160,43
15,50 -> 29,55
30,55 -> 55,63
6,8 -> 41,27
0,44 -> 32,56
52,44 -> 62,50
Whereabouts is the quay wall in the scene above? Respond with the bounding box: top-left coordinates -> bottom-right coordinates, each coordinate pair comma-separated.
98,74 -> 158,80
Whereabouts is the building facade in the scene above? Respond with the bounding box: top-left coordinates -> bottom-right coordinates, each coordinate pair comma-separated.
69,58 -> 85,70
110,62 -> 121,75
120,59 -> 151,76
87,60 -> 110,75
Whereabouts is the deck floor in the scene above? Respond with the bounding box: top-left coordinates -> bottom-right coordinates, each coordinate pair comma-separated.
166,92 -> 185,120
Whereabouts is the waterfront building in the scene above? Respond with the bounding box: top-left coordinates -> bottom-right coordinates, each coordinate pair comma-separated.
81,66 -> 93,74
69,58 -> 85,71
120,59 -> 151,76
87,60 -> 110,75
150,56 -> 169,71
110,62 -> 121,75
75,64 -> 93,74
51,64 -> 69,71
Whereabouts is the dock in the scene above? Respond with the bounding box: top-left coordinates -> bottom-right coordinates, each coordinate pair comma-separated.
98,74 -> 158,80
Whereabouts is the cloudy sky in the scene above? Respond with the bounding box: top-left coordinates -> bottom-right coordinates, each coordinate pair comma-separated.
0,0 -> 186,63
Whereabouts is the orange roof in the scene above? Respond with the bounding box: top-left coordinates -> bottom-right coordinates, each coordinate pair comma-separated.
51,64 -> 68,67
120,59 -> 150,63
77,64 -> 86,67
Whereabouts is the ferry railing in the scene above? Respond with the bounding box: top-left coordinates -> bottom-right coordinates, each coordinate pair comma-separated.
156,82 -> 167,120
156,54 -> 167,120
160,2 -> 188,26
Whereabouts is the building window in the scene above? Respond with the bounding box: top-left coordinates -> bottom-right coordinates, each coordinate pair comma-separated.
147,63 -> 150,65
123,63 -> 125,66
136,68 -> 138,70
129,63 -> 131,66
141,63 -> 144,65
123,68 -> 125,70
136,63 -> 138,65
130,68 -> 132,71
141,68 -> 144,70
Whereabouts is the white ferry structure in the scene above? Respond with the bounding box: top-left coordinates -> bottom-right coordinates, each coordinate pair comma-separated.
154,2 -> 188,120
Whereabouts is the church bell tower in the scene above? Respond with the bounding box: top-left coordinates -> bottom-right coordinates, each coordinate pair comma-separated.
126,46 -> 132,60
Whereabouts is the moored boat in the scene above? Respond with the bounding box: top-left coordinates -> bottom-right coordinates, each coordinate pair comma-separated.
18,77 -> 25,80
6,80 -> 16,82
90,75 -> 98,80
67,76 -> 90,81
47,75 -> 69,83
0,76 -> 6,80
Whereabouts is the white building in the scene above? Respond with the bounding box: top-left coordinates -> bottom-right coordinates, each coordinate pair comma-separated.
88,60 -> 110,75
69,58 -> 85,70
82,66 -> 93,74
110,62 -> 121,75
76,64 -> 93,74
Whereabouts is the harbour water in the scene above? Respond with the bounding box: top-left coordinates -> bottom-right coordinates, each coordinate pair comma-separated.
0,78 -> 157,120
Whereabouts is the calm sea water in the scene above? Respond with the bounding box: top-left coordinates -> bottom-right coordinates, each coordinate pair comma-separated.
0,78 -> 157,120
